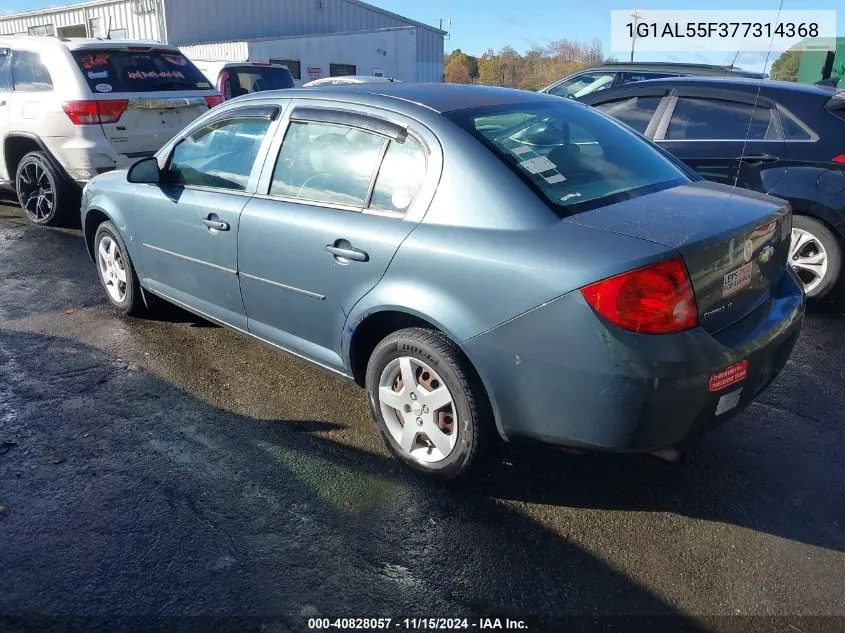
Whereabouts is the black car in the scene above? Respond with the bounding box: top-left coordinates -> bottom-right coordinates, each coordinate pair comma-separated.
540,62 -> 767,100
580,77 -> 845,299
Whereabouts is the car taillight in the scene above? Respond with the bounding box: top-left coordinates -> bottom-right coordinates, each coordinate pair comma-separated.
62,100 -> 128,125
580,259 -> 698,334
833,155 -> 845,164
205,95 -> 224,108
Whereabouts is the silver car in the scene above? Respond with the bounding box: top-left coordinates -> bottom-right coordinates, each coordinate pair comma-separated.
81,84 -> 804,480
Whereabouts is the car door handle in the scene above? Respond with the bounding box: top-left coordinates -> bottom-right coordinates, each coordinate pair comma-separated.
202,218 -> 229,231
0,100 -> 6,107
736,154 -> 780,165
326,241 -> 368,262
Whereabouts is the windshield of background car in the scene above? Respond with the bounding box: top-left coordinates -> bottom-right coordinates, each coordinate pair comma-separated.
71,49 -> 214,93
224,66 -> 295,97
446,102 -> 690,215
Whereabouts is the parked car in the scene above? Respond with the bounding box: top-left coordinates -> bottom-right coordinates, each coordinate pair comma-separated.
580,77 -> 845,299
541,62 -> 767,100
190,60 -> 295,99
80,84 -> 804,480
303,75 -> 400,87
0,37 -> 222,226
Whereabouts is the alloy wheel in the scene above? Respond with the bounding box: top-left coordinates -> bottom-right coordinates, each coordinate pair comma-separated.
790,227 -> 828,295
17,162 -> 54,223
97,236 -> 128,304
377,356 -> 458,463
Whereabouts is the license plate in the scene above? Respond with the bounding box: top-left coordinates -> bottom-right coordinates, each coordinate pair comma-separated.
722,262 -> 753,297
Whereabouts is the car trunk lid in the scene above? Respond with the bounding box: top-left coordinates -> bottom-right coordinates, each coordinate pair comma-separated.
566,180 -> 792,333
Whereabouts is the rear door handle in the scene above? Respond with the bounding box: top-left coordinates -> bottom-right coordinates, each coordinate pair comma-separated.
326,241 -> 368,262
202,218 -> 229,231
736,154 -> 780,165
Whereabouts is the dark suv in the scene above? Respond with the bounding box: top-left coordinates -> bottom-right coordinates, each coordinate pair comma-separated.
581,77 -> 845,299
541,62 -> 767,100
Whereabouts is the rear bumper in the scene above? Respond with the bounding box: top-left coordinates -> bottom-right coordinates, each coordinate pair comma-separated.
45,134 -> 150,183
461,269 -> 805,452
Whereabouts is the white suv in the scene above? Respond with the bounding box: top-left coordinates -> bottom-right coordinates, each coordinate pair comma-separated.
0,37 -> 222,225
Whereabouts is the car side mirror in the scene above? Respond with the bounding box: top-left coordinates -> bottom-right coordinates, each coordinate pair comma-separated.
127,156 -> 161,184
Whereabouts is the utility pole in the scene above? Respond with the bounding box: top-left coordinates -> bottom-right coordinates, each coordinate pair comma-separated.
630,10 -> 643,62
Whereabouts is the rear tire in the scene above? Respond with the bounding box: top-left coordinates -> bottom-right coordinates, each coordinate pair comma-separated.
365,327 -> 491,481
94,221 -> 144,316
15,152 -> 74,227
790,215 -> 842,299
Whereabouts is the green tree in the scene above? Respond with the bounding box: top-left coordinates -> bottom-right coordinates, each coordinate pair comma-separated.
445,55 -> 472,83
770,48 -> 801,82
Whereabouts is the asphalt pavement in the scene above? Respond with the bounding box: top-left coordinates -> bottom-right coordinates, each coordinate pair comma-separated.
0,197 -> 843,633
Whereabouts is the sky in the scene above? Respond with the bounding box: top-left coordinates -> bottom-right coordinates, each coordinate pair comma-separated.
3,0 -> 843,73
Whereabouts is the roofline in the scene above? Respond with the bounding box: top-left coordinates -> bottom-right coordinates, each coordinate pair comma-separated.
0,0 -> 447,37
342,0 -> 446,35
180,25 -> 419,47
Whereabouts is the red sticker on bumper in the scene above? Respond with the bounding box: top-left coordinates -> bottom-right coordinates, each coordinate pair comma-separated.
708,360 -> 749,392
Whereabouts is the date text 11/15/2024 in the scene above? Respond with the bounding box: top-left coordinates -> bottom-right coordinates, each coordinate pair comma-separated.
307,618 -> 529,630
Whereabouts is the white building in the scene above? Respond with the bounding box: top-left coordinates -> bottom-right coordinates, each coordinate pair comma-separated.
0,0 -> 445,83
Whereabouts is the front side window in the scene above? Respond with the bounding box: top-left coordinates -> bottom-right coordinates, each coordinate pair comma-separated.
666,97 -> 779,141
594,96 -> 662,134
548,72 -> 616,99
270,121 -> 386,207
166,117 -> 271,191
12,51 -> 53,92
71,50 -> 213,93
446,102 -> 689,215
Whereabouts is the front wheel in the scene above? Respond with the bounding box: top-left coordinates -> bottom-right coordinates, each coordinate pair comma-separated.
94,221 -> 144,316
365,328 -> 491,480
790,216 -> 842,299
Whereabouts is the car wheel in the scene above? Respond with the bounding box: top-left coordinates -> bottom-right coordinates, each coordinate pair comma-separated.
94,221 -> 144,316
365,327 -> 490,480
790,216 -> 842,299
15,152 -> 72,226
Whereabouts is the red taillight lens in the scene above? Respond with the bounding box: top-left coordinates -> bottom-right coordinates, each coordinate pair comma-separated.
205,95 -> 224,108
833,155 -> 845,164
62,100 -> 128,125
580,259 -> 698,334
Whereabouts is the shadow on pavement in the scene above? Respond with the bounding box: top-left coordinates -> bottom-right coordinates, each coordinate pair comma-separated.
0,329 -> 711,631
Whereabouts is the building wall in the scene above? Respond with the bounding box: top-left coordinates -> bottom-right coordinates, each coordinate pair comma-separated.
0,0 -> 163,40
181,28 -> 418,86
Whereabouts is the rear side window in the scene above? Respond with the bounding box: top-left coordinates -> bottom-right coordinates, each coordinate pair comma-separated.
166,117 -> 271,191
780,111 -> 813,140
71,50 -> 213,93
446,102 -> 689,215
270,120 -> 385,207
666,97 -> 779,141
0,49 -> 11,92
548,72 -> 617,99
12,51 -> 53,92
222,66 -> 294,98
369,137 -> 427,213
594,96 -> 662,134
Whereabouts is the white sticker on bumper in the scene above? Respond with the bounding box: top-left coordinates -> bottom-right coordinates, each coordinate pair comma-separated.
716,388 -> 743,416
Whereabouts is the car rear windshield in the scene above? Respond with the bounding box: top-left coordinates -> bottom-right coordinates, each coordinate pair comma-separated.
446,102 -> 690,215
223,66 -> 295,98
71,49 -> 213,93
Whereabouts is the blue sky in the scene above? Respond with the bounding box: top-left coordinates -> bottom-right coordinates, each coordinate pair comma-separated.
3,0 -> 843,73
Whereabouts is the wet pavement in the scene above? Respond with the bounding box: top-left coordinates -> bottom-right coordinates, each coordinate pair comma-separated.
0,197 -> 843,632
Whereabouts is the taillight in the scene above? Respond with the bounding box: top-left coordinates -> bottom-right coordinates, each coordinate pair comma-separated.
580,259 -> 698,334
833,155 -> 845,164
62,100 -> 128,125
205,95 -> 224,108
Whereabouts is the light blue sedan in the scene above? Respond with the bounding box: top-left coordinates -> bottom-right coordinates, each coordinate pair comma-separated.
81,84 -> 804,480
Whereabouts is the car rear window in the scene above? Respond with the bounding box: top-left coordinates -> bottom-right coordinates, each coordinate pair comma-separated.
446,102 -> 689,215
71,49 -> 213,93
222,65 -> 295,98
